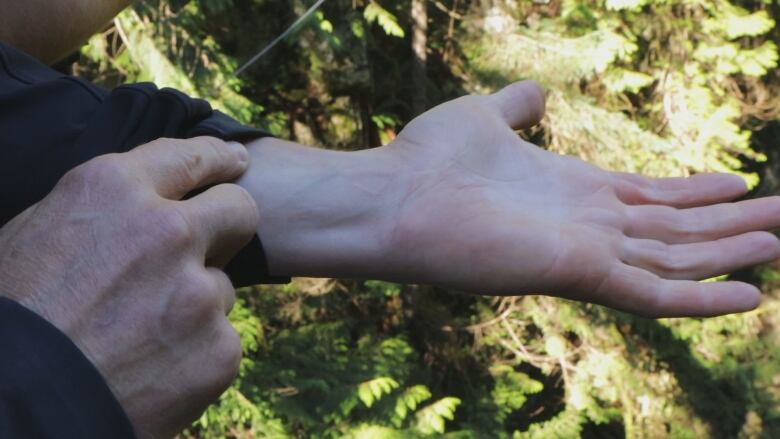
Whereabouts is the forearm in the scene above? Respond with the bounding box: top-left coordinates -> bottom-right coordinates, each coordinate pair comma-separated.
238,137 -> 412,280
0,0 -> 132,64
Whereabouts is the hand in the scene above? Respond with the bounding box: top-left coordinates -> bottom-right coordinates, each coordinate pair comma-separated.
241,81 -> 780,318
0,137 -> 259,437
384,81 -> 780,317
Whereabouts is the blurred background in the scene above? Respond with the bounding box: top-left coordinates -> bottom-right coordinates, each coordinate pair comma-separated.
66,0 -> 780,437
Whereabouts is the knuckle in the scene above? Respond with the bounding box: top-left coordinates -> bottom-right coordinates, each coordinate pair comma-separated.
147,205 -> 196,247
210,269 -> 237,311
63,154 -> 131,188
142,137 -> 172,151
169,138 -> 234,188
653,246 -> 703,280
175,148 -> 205,189
146,137 -> 192,154
670,212 -> 700,242
214,271 -> 237,313
225,292 -> 237,315
187,274 -> 223,315
199,136 -> 228,152
614,205 -> 630,231
213,324 -> 242,384
197,136 -> 231,163
225,184 -> 261,229
235,185 -> 259,216
614,180 -> 648,206
657,246 -> 686,275
161,270 -> 220,331
148,138 -> 215,189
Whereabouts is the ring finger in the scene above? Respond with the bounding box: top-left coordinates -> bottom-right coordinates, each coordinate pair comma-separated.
207,267 -> 237,314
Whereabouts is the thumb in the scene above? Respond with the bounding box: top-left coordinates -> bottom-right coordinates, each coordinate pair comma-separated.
489,80 -> 546,130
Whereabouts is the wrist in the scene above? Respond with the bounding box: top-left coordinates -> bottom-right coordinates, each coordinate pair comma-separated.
238,137 -> 408,280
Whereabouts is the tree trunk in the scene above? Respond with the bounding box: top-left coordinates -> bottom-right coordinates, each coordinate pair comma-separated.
411,0 -> 428,116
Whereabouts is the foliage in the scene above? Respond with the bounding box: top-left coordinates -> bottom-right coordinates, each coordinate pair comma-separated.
69,0 -> 780,437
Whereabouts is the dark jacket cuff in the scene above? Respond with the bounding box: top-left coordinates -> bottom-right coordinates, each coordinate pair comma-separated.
0,297 -> 135,438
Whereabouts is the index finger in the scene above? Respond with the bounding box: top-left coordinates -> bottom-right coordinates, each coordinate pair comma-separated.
180,183 -> 260,268
128,137 -> 249,199
613,172 -> 748,208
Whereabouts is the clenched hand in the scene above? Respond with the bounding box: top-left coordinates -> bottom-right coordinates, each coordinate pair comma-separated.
0,137 -> 259,438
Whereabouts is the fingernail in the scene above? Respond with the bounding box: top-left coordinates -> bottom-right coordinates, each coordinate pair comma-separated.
228,141 -> 249,163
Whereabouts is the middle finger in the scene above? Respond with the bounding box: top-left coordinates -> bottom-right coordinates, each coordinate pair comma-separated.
624,197 -> 780,243
621,232 -> 780,280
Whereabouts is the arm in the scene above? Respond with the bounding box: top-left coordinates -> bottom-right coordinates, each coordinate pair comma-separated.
236,138 -> 407,281
0,0 -> 132,64
239,81 -> 780,318
0,42 -> 277,285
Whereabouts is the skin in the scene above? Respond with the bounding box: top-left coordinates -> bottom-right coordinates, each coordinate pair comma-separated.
0,137 -> 260,438
0,0 -> 133,64
239,81 -> 780,318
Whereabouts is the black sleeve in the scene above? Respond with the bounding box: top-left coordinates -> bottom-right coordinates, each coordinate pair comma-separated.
0,42 -> 289,286
0,297 -> 136,439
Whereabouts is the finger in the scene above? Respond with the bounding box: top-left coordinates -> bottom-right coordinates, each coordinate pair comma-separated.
625,196 -> 780,243
488,80 -> 546,130
185,318 -> 242,409
592,263 -> 761,318
180,183 -> 260,266
621,232 -> 780,280
129,137 -> 249,199
613,172 -> 748,208
207,267 -> 237,314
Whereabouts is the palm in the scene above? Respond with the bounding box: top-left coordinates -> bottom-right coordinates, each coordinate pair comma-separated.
389,81 -> 780,317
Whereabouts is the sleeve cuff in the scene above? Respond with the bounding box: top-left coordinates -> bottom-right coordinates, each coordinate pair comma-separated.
225,235 -> 291,287
0,297 -> 136,438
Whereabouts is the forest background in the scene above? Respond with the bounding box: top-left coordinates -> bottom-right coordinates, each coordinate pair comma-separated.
65,0 -> 780,437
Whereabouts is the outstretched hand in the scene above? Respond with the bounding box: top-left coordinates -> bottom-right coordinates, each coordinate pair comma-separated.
242,80 -> 780,318
386,80 -> 780,317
